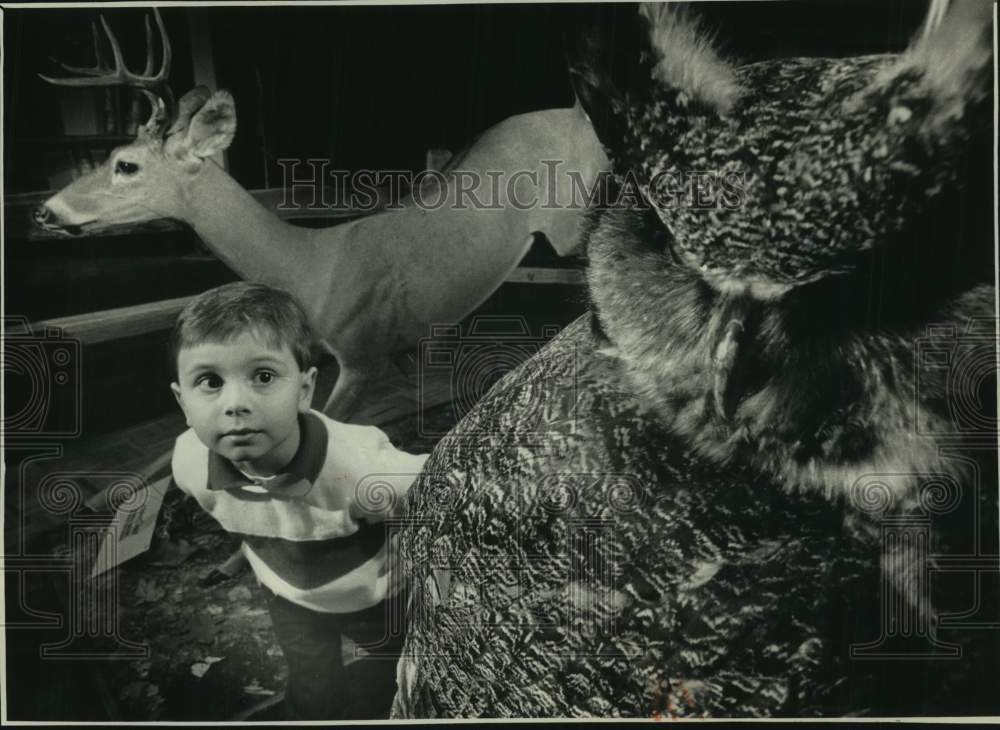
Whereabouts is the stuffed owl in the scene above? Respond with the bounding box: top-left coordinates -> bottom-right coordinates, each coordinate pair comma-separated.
390,1 -> 997,718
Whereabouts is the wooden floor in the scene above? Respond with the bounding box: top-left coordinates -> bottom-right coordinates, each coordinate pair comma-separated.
349,350 -> 454,427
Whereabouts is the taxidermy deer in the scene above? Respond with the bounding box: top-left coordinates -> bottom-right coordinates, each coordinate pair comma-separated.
34,9 -> 608,421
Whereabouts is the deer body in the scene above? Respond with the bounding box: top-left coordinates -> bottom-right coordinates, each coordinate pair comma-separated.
173,106 -> 605,331
34,12 -> 608,419
306,107 -> 607,344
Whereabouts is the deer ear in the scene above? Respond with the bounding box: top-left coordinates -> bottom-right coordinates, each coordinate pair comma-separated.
183,90 -> 236,158
167,90 -> 236,162
166,86 -> 212,137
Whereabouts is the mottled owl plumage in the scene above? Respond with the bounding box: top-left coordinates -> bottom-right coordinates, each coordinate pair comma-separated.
391,1 -> 997,718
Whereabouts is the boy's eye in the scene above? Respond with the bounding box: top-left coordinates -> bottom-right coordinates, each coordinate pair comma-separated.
196,374 -> 223,390
254,370 -> 276,385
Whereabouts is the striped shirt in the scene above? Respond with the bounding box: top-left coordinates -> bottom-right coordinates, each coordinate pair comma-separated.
172,410 -> 428,613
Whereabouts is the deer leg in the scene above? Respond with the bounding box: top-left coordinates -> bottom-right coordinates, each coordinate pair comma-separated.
322,364 -> 374,422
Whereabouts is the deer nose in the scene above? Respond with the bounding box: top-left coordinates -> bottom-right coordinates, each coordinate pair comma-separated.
32,205 -> 52,226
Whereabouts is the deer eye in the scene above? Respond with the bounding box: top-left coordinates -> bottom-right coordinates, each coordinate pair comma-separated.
114,160 -> 139,176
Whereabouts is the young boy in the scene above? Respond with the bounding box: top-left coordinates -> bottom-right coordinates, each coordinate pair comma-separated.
168,281 -> 428,720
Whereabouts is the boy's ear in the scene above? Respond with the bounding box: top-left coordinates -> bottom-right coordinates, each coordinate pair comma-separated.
300,367 -> 318,411
170,382 -> 191,426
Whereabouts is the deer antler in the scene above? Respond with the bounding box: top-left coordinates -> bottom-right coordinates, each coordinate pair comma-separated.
39,9 -> 174,136
43,20 -> 108,78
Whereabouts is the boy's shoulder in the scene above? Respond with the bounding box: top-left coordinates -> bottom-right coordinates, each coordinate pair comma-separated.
312,409 -> 388,443
310,410 -> 428,476
172,427 -> 210,492
309,410 -> 392,464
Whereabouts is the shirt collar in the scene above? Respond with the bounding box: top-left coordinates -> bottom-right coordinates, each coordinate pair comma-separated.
206,411 -> 327,498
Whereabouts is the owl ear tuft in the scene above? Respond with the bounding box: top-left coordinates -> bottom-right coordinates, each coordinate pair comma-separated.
564,8 -> 635,157
638,2 -> 742,115
875,0 -> 992,139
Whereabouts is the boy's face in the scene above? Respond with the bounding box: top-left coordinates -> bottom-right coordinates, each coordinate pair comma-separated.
171,331 -> 317,476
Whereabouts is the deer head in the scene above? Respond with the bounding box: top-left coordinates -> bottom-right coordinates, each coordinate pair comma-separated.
33,10 -> 237,235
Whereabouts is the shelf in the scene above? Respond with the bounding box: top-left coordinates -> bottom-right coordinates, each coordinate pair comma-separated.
33,295 -> 196,346
27,267 -> 583,347
19,135 -> 137,145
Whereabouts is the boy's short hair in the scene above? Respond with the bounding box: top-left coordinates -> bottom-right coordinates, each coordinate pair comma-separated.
169,282 -> 318,379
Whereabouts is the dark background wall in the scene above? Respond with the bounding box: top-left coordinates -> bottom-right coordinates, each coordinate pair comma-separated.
6,2 -> 931,194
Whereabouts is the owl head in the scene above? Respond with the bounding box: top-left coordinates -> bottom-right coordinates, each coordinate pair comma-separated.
570,1 -> 995,501
571,0 -> 993,295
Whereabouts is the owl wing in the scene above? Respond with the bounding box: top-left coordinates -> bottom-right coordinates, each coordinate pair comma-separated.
392,317 -> 890,718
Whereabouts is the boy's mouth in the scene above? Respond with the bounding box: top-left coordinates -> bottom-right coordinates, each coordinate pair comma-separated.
222,428 -> 262,438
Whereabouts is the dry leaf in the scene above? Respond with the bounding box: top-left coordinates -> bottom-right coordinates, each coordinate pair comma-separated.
135,578 -> 165,604
148,537 -> 198,567
244,681 -> 276,696
120,680 -> 150,701
188,614 -> 218,643
227,585 -> 252,602
131,660 -> 152,679
190,655 -> 224,678
247,613 -> 271,631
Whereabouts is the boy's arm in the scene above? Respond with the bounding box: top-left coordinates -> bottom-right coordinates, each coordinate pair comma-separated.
349,431 -> 430,523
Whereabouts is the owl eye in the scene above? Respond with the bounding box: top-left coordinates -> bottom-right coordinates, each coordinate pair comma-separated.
655,225 -> 684,264
641,202 -> 683,262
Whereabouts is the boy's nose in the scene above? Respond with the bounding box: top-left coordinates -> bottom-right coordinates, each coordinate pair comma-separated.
221,383 -> 253,415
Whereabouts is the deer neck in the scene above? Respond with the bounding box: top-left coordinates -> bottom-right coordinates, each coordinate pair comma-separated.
181,161 -> 320,292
